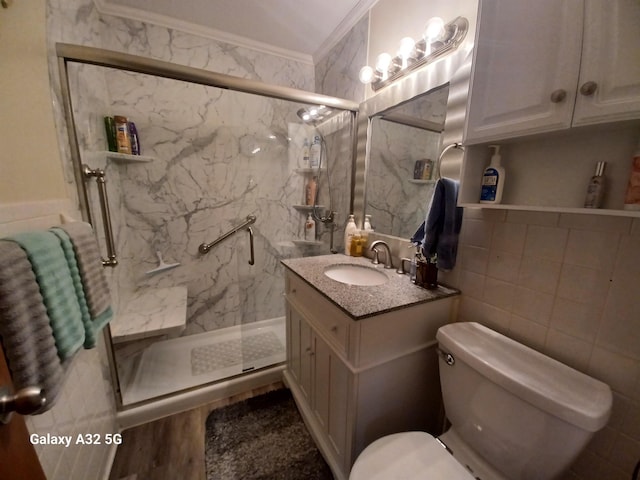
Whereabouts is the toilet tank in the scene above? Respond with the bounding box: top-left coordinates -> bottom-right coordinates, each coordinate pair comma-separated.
436,322 -> 612,480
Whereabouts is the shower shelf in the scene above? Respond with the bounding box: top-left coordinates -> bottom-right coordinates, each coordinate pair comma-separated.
292,204 -> 326,212
408,179 -> 436,184
292,240 -> 323,247
103,151 -> 154,163
294,168 -> 326,174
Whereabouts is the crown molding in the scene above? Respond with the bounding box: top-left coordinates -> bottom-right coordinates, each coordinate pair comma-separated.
93,0 -> 314,65
312,0 -> 378,64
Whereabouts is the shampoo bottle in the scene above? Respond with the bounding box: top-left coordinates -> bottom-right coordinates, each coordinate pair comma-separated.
301,138 -> 310,169
584,161 -> 607,209
480,145 -> 505,204
623,138 -> 640,210
309,135 -> 321,168
305,176 -> 318,205
362,214 -> 374,247
344,215 -> 358,255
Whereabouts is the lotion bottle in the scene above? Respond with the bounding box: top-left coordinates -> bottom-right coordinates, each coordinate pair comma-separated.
480,145 -> 505,204
344,215 -> 358,255
304,213 -> 316,241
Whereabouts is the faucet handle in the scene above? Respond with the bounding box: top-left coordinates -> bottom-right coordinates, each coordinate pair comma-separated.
396,257 -> 411,274
371,248 -> 381,265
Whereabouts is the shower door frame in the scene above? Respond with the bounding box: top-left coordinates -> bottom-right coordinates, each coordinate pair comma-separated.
55,43 -> 359,410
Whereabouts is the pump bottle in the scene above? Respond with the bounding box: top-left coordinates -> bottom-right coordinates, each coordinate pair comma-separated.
344,215 -> 358,255
480,145 -> 505,204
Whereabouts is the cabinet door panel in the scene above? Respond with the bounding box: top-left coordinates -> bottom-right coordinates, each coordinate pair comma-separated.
313,335 -> 331,430
287,305 -> 301,383
299,314 -> 313,402
465,0 -> 583,143
573,0 -> 640,125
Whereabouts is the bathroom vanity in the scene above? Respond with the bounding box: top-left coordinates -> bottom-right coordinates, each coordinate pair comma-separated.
281,254 -> 459,480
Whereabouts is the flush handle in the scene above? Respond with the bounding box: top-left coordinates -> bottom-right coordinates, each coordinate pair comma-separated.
436,348 -> 455,366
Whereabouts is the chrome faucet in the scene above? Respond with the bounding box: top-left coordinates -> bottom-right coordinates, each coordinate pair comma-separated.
369,240 -> 394,269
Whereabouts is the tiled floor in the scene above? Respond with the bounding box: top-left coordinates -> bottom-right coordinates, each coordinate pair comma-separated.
108,382 -> 284,480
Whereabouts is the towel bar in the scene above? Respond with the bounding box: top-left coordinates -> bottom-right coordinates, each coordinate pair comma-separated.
83,165 -> 118,267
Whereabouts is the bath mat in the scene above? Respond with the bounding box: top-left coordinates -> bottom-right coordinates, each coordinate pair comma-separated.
191,331 -> 284,375
205,388 -> 334,480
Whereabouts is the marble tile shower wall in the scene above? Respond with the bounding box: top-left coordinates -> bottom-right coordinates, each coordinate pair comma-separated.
455,209 -> 640,480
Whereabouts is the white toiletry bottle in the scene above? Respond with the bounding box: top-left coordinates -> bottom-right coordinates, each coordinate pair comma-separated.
301,138 -> 310,169
362,214 -> 374,247
480,145 -> 505,204
344,215 -> 358,255
309,135 -> 321,169
584,161 -> 607,209
623,138 -> 640,210
304,213 -> 316,241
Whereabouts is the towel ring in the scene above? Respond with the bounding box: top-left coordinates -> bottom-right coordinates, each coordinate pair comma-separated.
434,142 -> 465,180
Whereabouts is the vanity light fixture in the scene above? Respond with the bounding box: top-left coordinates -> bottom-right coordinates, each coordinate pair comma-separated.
359,16 -> 469,91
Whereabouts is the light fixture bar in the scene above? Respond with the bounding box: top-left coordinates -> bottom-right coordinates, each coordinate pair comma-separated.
364,16 -> 469,92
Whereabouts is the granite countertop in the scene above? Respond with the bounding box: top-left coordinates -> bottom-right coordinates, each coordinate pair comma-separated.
281,254 -> 459,320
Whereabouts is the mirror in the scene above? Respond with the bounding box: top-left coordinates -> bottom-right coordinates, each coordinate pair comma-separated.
365,85 -> 449,238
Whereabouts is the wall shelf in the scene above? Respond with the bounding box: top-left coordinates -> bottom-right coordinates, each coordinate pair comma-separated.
459,202 -> 640,218
294,168 -> 326,175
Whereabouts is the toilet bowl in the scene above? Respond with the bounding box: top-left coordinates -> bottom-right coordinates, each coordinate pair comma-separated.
349,322 -> 612,480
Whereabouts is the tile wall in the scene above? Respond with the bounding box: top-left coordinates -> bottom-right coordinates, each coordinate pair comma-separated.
455,209 -> 640,480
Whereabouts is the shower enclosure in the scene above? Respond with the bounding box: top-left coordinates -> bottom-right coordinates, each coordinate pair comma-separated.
57,45 -> 357,408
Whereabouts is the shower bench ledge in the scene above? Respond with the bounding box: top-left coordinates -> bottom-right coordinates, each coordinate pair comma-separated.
110,285 -> 188,344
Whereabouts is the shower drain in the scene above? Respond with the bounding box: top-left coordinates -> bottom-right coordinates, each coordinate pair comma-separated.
190,331 -> 284,376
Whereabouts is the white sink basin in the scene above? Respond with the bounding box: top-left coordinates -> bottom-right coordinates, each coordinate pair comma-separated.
323,264 -> 388,286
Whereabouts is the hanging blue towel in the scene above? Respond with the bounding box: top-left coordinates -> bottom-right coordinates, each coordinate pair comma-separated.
7,231 -> 85,360
411,177 -> 464,271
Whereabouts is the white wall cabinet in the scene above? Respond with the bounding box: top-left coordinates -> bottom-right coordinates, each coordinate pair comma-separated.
464,0 -> 640,144
284,269 -> 455,480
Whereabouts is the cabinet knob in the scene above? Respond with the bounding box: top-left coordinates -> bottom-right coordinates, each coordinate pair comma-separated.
330,325 -> 338,333
549,89 -> 567,103
579,81 -> 598,96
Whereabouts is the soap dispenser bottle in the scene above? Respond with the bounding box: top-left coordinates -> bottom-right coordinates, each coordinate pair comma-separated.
344,215 -> 358,255
480,145 -> 505,204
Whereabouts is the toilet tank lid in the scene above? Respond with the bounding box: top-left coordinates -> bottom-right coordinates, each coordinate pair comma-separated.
436,322 -> 612,432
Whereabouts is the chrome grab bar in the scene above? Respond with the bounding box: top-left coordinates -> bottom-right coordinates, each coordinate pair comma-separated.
247,226 -> 255,265
198,215 -> 257,258
83,165 -> 118,267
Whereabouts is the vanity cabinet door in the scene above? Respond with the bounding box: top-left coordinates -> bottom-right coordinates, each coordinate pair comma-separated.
464,0 -> 583,144
572,0 -> 640,126
286,305 -> 313,403
312,333 -> 349,467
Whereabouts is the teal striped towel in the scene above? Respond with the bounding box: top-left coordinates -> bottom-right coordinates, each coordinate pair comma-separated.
51,228 -> 113,348
8,231 -> 85,360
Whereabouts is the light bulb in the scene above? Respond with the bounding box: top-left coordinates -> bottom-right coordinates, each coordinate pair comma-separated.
359,66 -> 375,84
424,17 -> 445,41
375,53 -> 392,73
398,37 -> 415,59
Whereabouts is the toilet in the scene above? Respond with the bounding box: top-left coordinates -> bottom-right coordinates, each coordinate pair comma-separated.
349,322 -> 612,480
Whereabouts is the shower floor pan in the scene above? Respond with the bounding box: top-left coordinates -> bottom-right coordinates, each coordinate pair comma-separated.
120,316 -> 286,405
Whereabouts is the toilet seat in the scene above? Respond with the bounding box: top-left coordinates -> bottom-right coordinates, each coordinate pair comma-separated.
349,432 -> 475,480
